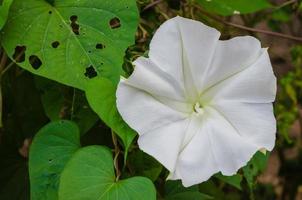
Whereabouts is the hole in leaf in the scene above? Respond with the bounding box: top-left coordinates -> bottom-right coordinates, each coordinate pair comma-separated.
51,41 -> 60,48
96,43 -> 105,49
13,46 -> 26,63
48,159 -> 53,163
88,50 -> 92,53
249,164 -> 254,170
109,17 -> 121,29
29,55 -> 42,70
85,65 -> 98,79
70,15 -> 80,35
70,15 -> 78,22
48,10 -> 52,14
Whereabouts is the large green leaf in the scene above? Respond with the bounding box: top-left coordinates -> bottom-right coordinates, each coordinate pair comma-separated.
59,146 -> 156,200
196,0 -> 272,16
215,173 -> 242,190
128,150 -> 162,182
29,120 -> 81,200
165,180 -> 213,200
0,0 -> 13,29
1,0 -> 138,90
85,78 -> 136,153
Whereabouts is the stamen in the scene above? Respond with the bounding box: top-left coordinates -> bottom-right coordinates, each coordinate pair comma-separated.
193,102 -> 204,115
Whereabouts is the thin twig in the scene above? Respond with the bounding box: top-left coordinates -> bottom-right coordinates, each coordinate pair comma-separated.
0,52 -> 7,72
1,61 -> 14,76
143,0 -> 164,11
70,88 -> 76,120
0,51 -> 7,128
1,50 -> 25,76
194,5 -> 302,42
276,0 -> 297,9
111,130 -> 121,181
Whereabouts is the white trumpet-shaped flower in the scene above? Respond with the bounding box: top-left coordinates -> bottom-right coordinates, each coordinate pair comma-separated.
116,16 -> 276,187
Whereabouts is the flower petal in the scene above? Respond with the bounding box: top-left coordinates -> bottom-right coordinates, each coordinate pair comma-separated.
172,107 -> 260,187
149,16 -> 221,99
211,102 -> 276,151
138,113 -> 207,172
200,36 -> 262,90
138,118 -> 191,172
125,57 -> 191,113
201,49 -> 276,103
168,114 -> 219,186
116,80 -> 188,135
206,108 -> 260,176
130,57 -> 186,101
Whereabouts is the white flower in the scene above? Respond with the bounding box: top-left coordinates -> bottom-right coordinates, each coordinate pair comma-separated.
116,16 -> 276,187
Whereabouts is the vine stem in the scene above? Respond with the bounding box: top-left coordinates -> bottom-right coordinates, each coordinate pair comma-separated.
298,106 -> 302,147
276,0 -> 297,9
193,5 -> 302,42
70,88 -> 76,120
143,0 -> 164,11
0,51 -> 8,128
111,130 -> 121,181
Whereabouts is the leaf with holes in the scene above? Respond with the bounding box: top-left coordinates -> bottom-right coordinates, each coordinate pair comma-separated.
59,146 -> 156,200
0,0 -> 13,29
196,0 -> 272,16
243,151 -> 270,190
1,0 -> 139,90
29,120 -> 81,200
85,78 -> 136,156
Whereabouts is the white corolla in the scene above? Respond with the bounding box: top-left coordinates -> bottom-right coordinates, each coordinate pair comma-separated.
116,16 -> 276,187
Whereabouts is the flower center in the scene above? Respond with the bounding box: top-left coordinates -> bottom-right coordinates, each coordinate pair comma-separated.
193,102 -> 204,115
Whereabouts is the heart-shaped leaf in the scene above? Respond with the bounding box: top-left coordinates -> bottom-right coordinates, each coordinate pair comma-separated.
59,146 -> 156,200
0,0 -> 13,29
85,78 -> 136,155
1,0 -> 138,89
29,120 -> 81,200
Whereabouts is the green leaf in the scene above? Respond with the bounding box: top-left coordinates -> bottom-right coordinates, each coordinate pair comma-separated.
243,151 -> 270,189
195,0 -> 272,16
85,78 -> 136,154
29,120 -> 81,200
271,9 -> 290,22
35,77 -> 98,135
166,192 -> 213,200
1,0 -> 139,90
215,173 -> 242,190
285,84 -> 297,104
165,180 -> 213,200
128,150 -> 162,182
59,146 -> 156,200
0,0 -> 13,29
34,77 -> 65,121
